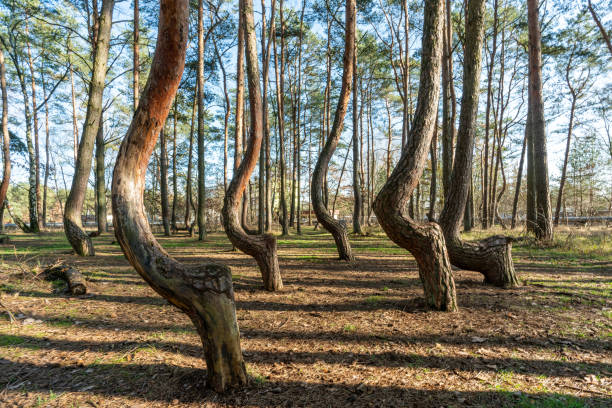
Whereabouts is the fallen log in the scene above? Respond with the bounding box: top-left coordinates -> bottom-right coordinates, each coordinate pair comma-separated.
42,264 -> 87,295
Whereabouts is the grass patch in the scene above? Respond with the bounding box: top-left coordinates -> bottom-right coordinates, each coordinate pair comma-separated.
48,319 -> 74,328
0,334 -> 25,347
365,295 -> 384,304
515,393 -> 589,408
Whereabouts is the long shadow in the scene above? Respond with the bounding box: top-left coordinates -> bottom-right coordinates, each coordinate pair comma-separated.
9,312 -> 610,355
0,359 -> 608,407
85,278 -> 148,286
14,290 -> 168,307
5,335 -> 611,379
514,262 -> 612,276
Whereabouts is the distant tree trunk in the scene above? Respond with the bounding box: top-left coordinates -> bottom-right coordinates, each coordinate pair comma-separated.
6,30 -> 39,233
441,0 -> 456,200
438,0 -> 518,288
258,0 -> 276,233
385,98 -> 392,180
69,43 -> 79,164
0,47 -> 9,233
482,0 -> 498,230
311,0 -> 356,261
464,178 -> 474,231
554,53 -> 586,226
352,43 -> 363,234
525,108 -> 536,232
95,112 -> 106,234
234,6 -> 246,238
171,103 -> 178,231
41,64 -> 51,228
160,127 -> 170,236
374,0 -> 456,311
428,114 -> 438,221
185,86 -> 197,232
112,0 -> 247,391
197,0 -> 207,241
295,1 -> 305,235
222,0 -> 283,291
25,18 -> 43,229
527,0 -> 553,242
511,124 -> 527,229
133,0 -> 140,110
64,0 -> 114,256
587,0 -> 612,56
273,0 -> 289,236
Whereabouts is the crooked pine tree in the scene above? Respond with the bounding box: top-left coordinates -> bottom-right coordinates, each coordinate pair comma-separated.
112,0 -> 247,391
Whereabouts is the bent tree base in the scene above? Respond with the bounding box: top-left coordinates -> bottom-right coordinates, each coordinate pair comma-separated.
377,209 -> 457,311
185,265 -> 248,391
64,217 -> 94,256
111,0 -> 247,392
316,211 -> 354,261
447,235 -> 519,288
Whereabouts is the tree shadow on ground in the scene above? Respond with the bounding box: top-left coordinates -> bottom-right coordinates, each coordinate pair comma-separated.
4,334 -> 611,379
0,359 -> 608,407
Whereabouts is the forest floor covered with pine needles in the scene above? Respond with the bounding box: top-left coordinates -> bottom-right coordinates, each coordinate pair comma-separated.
0,225 -> 610,407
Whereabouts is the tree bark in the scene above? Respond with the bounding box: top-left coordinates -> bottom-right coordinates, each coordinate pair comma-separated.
112,0 -> 247,391
428,114 -> 438,221
587,0 -> 612,56
511,122 -> 527,229
95,112 -> 107,234
42,264 -> 87,295
273,0 -> 289,236
197,0 -> 207,241
160,127 -> 171,236
171,102 -> 179,232
352,41 -> 363,235
441,0 -> 456,200
64,0 -> 114,256
1,30 -> 39,233
25,18 -> 43,230
222,0 -> 283,292
0,46 -> 9,232
526,107 -> 536,233
185,85 -> 197,233
133,0 -> 140,110
374,0 -> 457,312
438,0 -> 518,289
527,0 -> 553,242
311,0 -> 356,261
41,64 -> 51,229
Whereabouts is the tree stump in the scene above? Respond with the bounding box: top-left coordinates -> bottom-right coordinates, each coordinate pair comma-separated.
42,264 -> 87,295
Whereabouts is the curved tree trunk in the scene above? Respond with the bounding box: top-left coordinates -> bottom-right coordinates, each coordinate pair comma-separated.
222,0 -> 283,292
112,0 -> 247,391
311,0 -> 356,261
374,0 -> 456,312
438,0 -> 519,288
64,0 -> 114,256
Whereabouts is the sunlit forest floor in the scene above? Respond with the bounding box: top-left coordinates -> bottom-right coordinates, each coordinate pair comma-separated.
0,225 -> 610,407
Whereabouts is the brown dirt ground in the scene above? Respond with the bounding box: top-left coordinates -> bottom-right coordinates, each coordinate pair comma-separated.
0,228 -> 610,407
